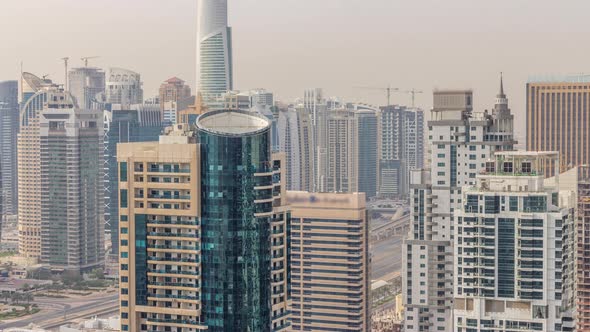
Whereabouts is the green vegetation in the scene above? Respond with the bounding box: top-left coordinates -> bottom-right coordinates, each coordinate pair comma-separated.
0,304 -> 39,320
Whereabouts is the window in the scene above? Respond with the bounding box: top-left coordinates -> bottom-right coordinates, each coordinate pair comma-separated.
121,227 -> 128,234
120,162 -> 128,182
509,197 -> 518,211
121,252 -> 128,258
121,301 -> 128,307
121,240 -> 128,246
120,189 -> 128,208
121,264 -> 128,271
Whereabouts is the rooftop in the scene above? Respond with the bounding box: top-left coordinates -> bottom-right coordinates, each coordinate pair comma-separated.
494,151 -> 559,157
197,110 -> 269,136
528,74 -> 590,84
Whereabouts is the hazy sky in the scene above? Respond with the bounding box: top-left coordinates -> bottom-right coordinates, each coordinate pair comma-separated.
2,0 -> 590,144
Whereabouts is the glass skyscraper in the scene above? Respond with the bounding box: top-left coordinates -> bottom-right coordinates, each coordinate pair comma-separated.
104,108 -> 163,256
0,80 -> 19,217
197,110 -> 272,331
196,0 -> 233,109
118,110 -> 289,331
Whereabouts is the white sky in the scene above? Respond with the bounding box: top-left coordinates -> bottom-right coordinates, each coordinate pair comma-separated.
2,0 -> 590,144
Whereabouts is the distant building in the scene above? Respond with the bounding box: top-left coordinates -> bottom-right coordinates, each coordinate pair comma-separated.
18,73 -> 64,259
0,80 -> 19,217
104,68 -> 143,108
68,67 -> 105,109
251,89 -> 274,107
158,77 -> 191,124
379,106 -> 424,198
103,105 -> 163,256
277,106 -> 314,192
287,191 -> 370,332
220,90 -> 251,111
317,108 -> 358,193
118,110 -> 289,331
196,0 -> 233,109
39,108 -> 104,273
526,76 -> 590,176
356,109 -> 379,198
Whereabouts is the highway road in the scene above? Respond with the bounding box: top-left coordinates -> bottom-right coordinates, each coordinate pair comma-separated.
371,235 -> 404,280
0,293 -> 119,329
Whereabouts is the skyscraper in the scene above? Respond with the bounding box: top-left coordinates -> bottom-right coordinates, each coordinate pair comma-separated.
403,81 -> 516,332
68,67 -> 105,109
379,106 -> 424,198
103,106 -> 164,256
287,191 -> 370,332
316,108 -> 358,193
526,76 -> 590,176
104,68 -> 143,107
158,77 -> 192,124
119,110 -> 290,331
277,106 -> 314,191
454,152 -> 571,332
356,109 -> 379,198
18,73 -> 64,259
0,80 -> 19,217
196,0 -> 233,109
39,108 -> 104,273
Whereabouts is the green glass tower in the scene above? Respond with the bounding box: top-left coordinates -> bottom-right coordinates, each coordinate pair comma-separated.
197,110 -> 273,331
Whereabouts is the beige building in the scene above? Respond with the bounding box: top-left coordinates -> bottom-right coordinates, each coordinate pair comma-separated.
158,77 -> 191,124
316,109 -> 359,193
526,77 -> 590,176
18,73 -> 71,259
287,191 -> 370,332
118,128 -> 203,331
118,113 -> 290,331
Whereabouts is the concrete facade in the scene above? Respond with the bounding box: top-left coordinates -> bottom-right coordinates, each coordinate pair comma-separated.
287,191 -> 370,332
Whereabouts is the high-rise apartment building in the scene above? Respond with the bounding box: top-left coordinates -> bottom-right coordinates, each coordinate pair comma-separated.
277,106 -> 314,192
317,108 -> 358,193
0,80 -> 19,217
158,77 -> 192,124
18,73 -> 65,259
453,151 -> 572,332
526,76 -> 590,177
379,106 -> 424,198
357,109 -> 379,198
104,68 -> 143,107
574,166 -> 590,332
196,0 -> 233,109
103,107 -> 164,256
118,110 -> 290,331
403,82 -> 516,332
39,108 -> 104,273
68,67 -> 105,109
287,191 -> 370,332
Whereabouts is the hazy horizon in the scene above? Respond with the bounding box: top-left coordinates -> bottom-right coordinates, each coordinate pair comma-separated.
3,0 -> 590,145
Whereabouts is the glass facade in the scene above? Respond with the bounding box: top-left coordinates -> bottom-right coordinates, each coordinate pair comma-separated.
105,110 -> 163,255
198,111 -> 272,331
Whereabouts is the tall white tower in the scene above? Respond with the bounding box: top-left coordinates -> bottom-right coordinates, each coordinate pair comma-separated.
196,0 -> 233,110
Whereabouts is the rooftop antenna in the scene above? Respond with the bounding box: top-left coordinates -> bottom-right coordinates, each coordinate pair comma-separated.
61,57 -> 70,90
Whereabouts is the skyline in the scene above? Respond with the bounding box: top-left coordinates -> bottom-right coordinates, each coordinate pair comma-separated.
2,1 -> 590,140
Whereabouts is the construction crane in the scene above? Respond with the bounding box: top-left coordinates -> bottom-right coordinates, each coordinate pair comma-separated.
403,89 -> 424,108
354,85 -> 399,106
61,57 -> 69,90
81,56 -> 100,67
